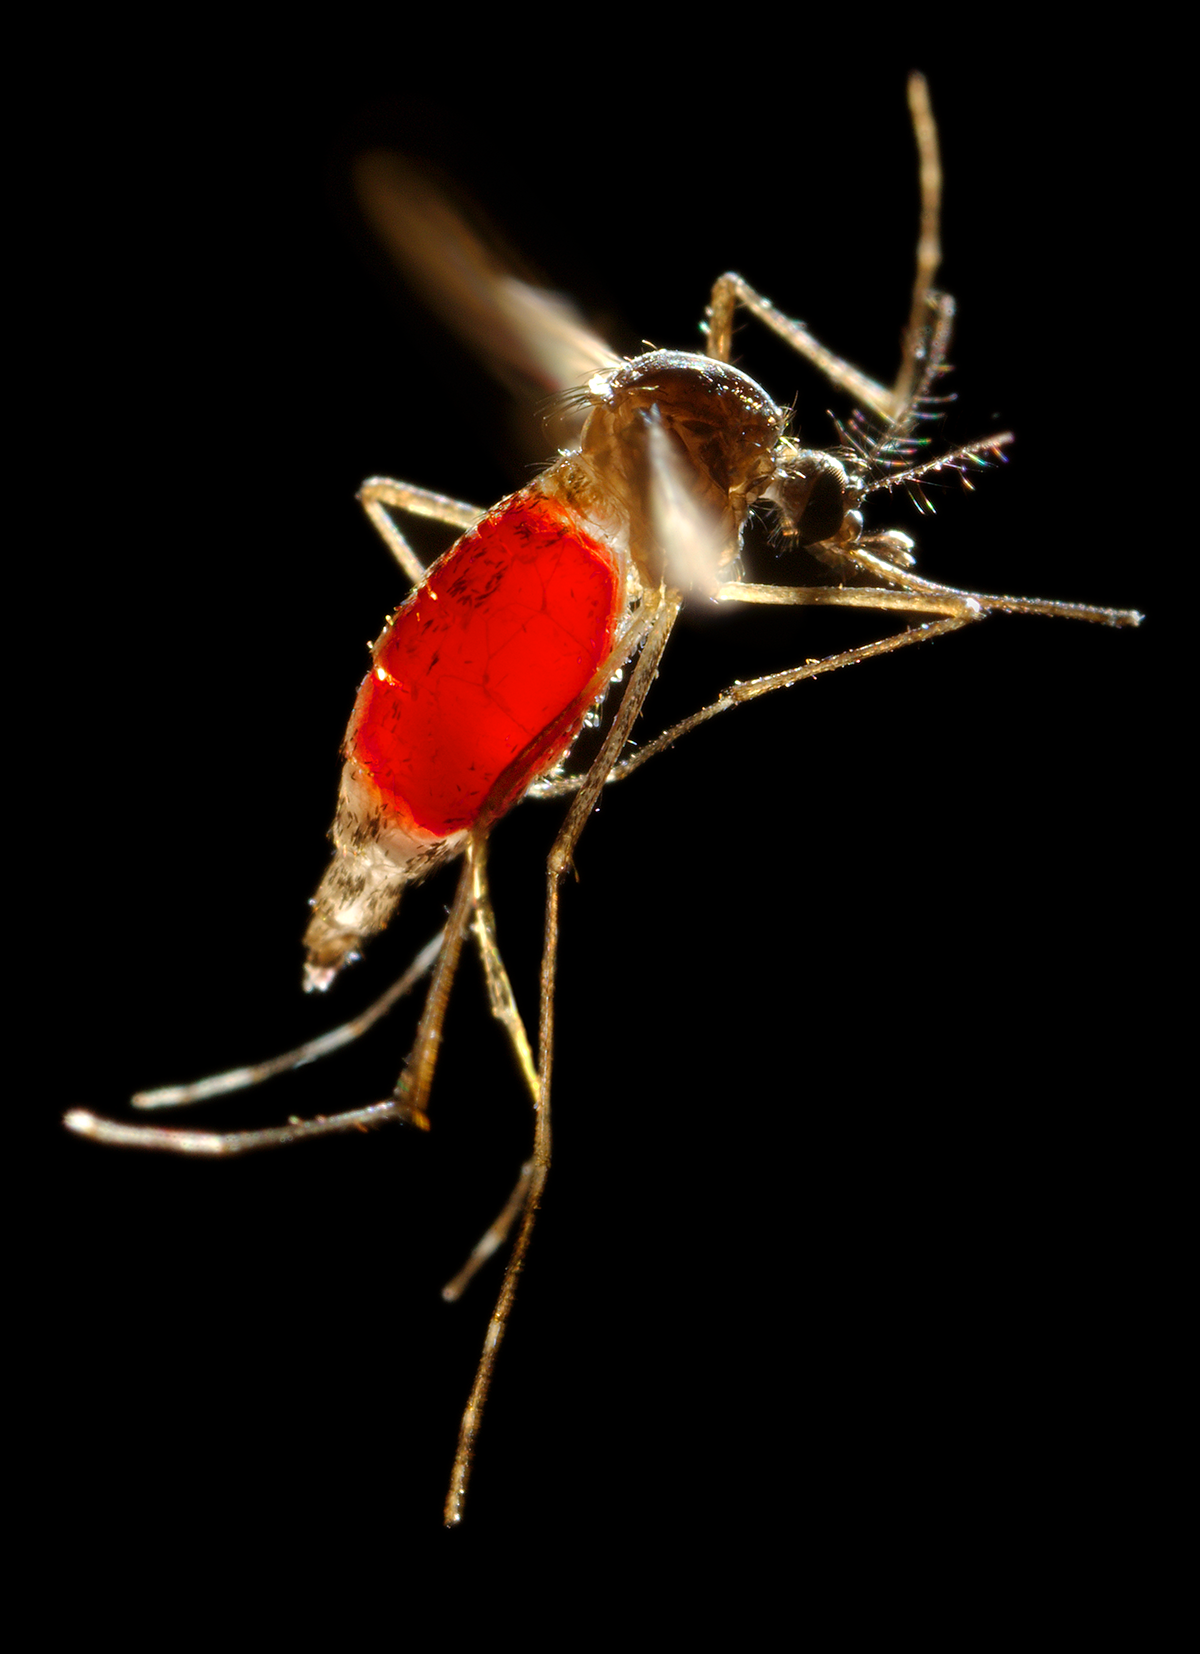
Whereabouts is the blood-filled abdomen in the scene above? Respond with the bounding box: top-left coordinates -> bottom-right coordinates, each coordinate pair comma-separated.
350,486 -> 624,837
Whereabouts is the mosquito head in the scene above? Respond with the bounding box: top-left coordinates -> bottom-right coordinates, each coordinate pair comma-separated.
765,421 -> 1013,572
765,449 -> 859,547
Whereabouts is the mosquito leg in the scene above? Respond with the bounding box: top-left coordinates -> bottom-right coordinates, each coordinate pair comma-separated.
531,564 -> 1137,813
393,843 -> 482,1120
67,835 -> 490,1154
63,1096 -> 430,1155
595,563 -> 1138,791
436,849 -> 541,1304
890,72 -> 943,417
537,618 -> 977,802
442,601 -> 658,1317
706,272 -> 896,420
529,614 -> 973,805
538,593 -> 681,1137
442,594 -> 683,1528
584,617 -> 977,789
535,592 -> 682,1166
443,595 -> 666,1315
62,932 -> 446,1149
719,579 -> 982,620
717,564 -> 1142,630
442,1145 -> 546,1527
441,1162 -> 535,1304
707,75 -> 945,427
469,854 -> 538,1102
358,478 -> 483,588
123,931 -> 445,1112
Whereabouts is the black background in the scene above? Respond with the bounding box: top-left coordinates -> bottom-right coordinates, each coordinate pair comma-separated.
36,35 -> 1166,1625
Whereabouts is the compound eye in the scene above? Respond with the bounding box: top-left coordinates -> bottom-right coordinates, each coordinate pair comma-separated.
796,464 -> 846,544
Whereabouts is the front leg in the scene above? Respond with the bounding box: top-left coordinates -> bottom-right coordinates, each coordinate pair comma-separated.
706,272 -> 897,420
706,75 -> 946,428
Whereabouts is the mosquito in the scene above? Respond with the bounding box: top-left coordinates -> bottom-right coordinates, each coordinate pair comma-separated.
65,75 -> 1142,1526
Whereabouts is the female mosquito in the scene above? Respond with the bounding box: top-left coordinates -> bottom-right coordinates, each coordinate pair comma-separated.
65,75 -> 1141,1526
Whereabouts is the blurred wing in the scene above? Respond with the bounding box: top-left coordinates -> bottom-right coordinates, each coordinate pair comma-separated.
639,410 -> 735,594
353,153 -> 620,416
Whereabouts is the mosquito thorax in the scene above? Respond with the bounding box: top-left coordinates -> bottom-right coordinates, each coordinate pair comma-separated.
579,350 -> 784,537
